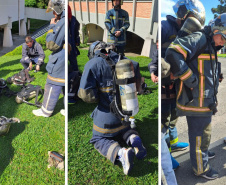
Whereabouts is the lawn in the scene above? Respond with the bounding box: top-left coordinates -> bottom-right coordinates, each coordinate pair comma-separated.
0,50 -> 65,184
68,49 -> 158,184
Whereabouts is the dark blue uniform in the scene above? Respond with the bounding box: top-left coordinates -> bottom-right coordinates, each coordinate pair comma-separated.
41,11 -> 65,116
69,16 -> 80,71
105,8 -> 130,55
78,51 -> 143,163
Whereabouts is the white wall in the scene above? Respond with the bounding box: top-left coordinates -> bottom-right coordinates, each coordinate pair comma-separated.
0,0 -> 25,26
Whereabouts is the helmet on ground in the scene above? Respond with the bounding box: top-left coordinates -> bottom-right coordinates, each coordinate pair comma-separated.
173,0 -> 205,26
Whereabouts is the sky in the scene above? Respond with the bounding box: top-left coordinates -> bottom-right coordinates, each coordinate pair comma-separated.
161,0 -> 221,25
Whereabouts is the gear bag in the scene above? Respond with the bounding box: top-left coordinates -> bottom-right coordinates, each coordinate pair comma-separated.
15,84 -> 43,107
7,69 -> 34,86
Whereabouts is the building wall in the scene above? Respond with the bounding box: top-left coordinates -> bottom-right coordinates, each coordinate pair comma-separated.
0,0 -> 25,26
87,24 -> 104,42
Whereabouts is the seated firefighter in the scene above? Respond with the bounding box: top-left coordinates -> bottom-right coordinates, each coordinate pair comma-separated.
20,36 -> 45,71
78,41 -> 147,175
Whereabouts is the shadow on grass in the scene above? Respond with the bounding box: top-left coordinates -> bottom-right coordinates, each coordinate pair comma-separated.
0,120 -> 29,176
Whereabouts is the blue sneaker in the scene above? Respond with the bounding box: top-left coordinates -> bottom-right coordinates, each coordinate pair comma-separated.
171,142 -> 189,152
130,135 -> 147,160
171,155 -> 180,170
68,99 -> 77,104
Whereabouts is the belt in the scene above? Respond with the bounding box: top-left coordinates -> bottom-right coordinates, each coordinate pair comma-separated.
161,94 -> 176,99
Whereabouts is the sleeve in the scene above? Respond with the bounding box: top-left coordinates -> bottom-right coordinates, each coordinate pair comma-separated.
161,21 -> 168,45
148,50 -> 158,76
119,11 -> 130,33
165,33 -> 206,88
78,61 -> 99,103
46,19 -> 65,52
22,44 -> 31,63
75,18 -> 80,45
36,43 -> 45,65
105,11 -> 116,35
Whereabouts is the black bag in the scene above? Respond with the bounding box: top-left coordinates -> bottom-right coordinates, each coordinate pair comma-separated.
7,69 -> 34,86
68,71 -> 81,102
15,84 -> 43,107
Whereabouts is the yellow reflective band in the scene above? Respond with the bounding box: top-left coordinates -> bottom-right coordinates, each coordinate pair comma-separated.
170,137 -> 179,145
196,136 -> 203,174
99,86 -> 113,93
169,42 -> 187,60
105,19 -> 111,22
93,124 -> 129,134
47,29 -> 53,34
47,75 -> 65,83
180,68 -> 193,81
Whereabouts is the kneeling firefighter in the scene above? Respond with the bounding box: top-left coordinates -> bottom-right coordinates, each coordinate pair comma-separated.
78,41 -> 147,175
33,0 -> 65,117
165,13 -> 226,180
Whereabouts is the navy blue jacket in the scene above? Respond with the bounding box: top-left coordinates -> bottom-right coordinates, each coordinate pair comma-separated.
78,51 -> 141,137
46,11 -> 65,86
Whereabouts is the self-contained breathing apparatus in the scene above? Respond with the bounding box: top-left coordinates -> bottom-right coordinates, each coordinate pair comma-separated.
169,17 -> 219,114
88,41 -> 139,128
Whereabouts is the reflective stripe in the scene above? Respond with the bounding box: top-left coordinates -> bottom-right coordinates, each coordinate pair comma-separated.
105,19 -> 111,22
198,54 -> 215,60
180,68 -> 193,81
196,136 -> 203,174
99,86 -> 113,93
169,42 -> 187,60
42,86 -> 53,114
177,103 -> 211,112
177,81 -> 183,100
111,27 -> 115,33
170,137 -> 179,145
106,142 -> 119,161
47,29 -> 53,34
93,124 -> 128,134
198,59 -> 205,107
25,57 -> 29,60
47,75 -> 65,83
41,105 -> 53,114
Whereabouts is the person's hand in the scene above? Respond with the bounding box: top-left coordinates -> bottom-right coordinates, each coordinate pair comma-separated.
29,62 -> 33,71
151,73 -> 158,83
115,31 -> 121,37
170,72 -> 177,80
50,18 -> 58,25
36,65 -> 40,71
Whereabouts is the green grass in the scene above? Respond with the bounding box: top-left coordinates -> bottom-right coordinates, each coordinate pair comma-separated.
12,19 -> 49,34
68,50 -> 158,184
218,54 -> 226,57
0,50 -> 65,184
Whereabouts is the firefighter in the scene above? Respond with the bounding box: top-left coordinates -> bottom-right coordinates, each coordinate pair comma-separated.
165,13 -> 226,180
105,0 -> 130,56
33,0 -> 65,117
78,41 -> 146,175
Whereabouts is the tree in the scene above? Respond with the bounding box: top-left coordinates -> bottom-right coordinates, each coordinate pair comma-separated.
25,0 -> 48,9
211,0 -> 226,18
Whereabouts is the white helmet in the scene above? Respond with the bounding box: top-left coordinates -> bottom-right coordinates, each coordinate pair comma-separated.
173,0 -> 205,26
46,0 -> 65,15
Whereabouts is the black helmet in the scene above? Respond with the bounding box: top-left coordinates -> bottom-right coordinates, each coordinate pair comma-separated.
88,41 -> 115,60
112,0 -> 123,9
